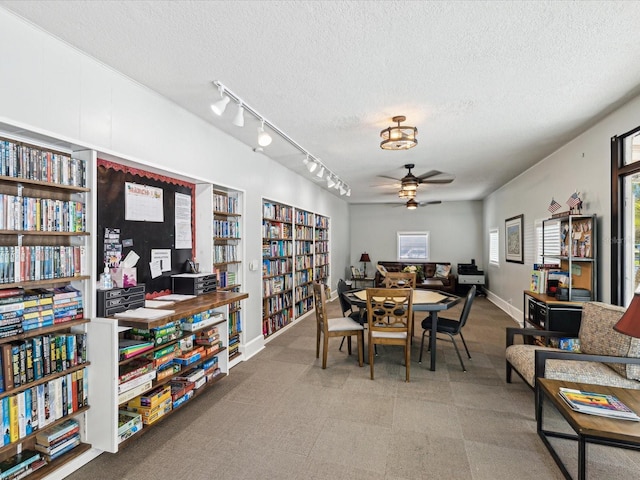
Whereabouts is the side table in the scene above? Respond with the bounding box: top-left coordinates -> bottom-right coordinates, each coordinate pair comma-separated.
458,273 -> 486,296
537,378 -> 640,480
351,277 -> 375,288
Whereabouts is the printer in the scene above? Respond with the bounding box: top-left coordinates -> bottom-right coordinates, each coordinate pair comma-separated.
458,260 -> 483,276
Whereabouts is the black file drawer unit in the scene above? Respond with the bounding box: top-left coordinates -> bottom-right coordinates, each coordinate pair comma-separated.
97,284 -> 146,317
172,273 -> 218,295
524,291 -> 583,336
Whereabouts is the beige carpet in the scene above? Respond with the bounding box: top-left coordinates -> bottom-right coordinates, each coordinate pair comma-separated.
66,296 -> 640,479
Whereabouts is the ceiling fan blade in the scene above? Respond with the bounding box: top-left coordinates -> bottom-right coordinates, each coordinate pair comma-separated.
419,200 -> 442,206
377,175 -> 402,182
420,178 -> 454,184
416,170 -> 442,180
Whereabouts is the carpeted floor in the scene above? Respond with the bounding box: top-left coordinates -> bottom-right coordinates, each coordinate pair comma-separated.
66,296 -> 640,479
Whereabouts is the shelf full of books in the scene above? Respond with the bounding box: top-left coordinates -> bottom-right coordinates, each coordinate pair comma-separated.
262,200 -> 331,339
262,200 -> 294,337
294,209 -> 314,318
314,214 -> 329,283
87,290 -> 247,453
0,135 -> 94,480
195,184 -> 245,368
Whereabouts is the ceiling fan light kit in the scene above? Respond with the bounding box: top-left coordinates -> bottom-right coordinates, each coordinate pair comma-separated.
380,115 -> 418,150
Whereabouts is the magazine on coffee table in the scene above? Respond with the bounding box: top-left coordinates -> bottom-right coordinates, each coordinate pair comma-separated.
559,387 -> 640,421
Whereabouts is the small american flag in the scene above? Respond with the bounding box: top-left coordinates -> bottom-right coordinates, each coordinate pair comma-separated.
567,192 -> 581,208
548,198 -> 561,213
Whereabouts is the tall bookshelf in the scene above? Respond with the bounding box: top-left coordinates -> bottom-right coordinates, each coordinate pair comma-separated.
262,200 -> 293,338
212,190 -> 242,364
0,135 -> 94,478
314,214 -> 330,285
294,209 -> 314,318
195,185 -> 245,366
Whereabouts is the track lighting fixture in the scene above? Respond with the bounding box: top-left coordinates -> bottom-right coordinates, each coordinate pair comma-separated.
257,120 -> 272,147
232,102 -> 244,127
211,81 -> 350,195
211,85 -> 230,116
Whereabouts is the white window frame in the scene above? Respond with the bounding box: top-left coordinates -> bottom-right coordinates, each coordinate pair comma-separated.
397,232 -> 430,261
489,228 -> 499,266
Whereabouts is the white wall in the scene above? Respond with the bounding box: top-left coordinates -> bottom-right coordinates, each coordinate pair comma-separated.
349,201 -> 484,275
0,8 -> 350,350
484,92 -> 640,316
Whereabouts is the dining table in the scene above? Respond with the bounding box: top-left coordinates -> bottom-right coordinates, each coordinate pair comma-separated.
344,288 -> 463,371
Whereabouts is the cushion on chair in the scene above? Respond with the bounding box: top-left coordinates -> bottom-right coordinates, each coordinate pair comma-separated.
371,331 -> 407,339
578,302 -> 640,380
327,316 -> 364,332
506,344 -> 640,389
435,264 -> 451,278
421,317 -> 460,334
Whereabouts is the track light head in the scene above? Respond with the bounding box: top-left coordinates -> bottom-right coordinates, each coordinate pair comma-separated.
232,103 -> 244,127
346,188 -> 351,197
257,120 -> 272,146
327,176 -> 336,188
211,85 -> 230,116
316,166 -> 325,178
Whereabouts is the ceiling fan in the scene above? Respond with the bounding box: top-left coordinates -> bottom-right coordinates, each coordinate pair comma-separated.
377,164 -> 455,191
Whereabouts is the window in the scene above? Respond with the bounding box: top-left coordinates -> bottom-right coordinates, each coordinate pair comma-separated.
535,219 -> 561,266
489,228 -> 499,265
397,232 -> 429,261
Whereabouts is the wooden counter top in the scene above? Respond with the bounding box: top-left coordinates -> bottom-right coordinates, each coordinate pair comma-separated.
113,290 -> 248,329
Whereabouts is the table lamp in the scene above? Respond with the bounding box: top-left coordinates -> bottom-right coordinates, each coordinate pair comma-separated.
614,291 -> 640,338
359,252 -> 371,277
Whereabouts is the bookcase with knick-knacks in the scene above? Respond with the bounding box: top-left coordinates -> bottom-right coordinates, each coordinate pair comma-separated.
262,200 -> 294,338
525,214 -> 597,334
293,209 -> 314,318
0,135 -> 94,479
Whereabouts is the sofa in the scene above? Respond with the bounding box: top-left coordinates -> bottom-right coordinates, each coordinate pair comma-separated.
374,261 -> 456,294
506,302 -> 640,390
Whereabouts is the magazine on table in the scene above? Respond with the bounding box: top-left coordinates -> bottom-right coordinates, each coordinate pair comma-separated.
558,387 -> 640,421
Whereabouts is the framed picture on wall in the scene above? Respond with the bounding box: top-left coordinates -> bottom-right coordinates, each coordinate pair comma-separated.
505,214 -> 524,263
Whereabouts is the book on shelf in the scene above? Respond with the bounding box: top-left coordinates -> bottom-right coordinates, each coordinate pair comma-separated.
35,432 -> 80,456
558,387 -> 640,421
0,449 -> 42,479
35,418 -> 79,447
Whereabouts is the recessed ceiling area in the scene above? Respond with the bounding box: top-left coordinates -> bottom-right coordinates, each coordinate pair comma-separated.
2,1 -> 640,204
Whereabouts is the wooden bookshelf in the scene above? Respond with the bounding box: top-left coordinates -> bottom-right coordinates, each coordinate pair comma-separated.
87,290 -> 247,453
262,200 -> 294,338
294,209 -> 314,318
0,135 -> 93,479
314,214 -> 330,284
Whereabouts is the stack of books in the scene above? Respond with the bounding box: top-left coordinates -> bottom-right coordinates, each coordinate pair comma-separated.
0,449 -> 45,479
118,339 -> 154,361
0,289 -> 25,340
34,418 -> 81,461
51,285 -> 83,324
21,289 -> 54,331
559,387 -> 640,421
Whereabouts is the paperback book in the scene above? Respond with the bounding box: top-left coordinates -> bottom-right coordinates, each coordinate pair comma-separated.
559,387 -> 640,421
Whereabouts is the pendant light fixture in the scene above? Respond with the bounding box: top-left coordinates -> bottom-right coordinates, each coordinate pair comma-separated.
380,115 -> 418,150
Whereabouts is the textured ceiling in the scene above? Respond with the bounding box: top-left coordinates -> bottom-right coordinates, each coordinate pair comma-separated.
3,0 -> 640,205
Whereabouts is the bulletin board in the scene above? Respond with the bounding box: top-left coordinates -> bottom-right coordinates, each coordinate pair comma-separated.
96,159 -> 195,296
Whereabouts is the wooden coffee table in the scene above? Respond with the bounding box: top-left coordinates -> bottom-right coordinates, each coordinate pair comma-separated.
537,378 -> 640,479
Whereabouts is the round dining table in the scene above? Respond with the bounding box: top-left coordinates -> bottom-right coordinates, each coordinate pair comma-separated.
343,288 -> 463,371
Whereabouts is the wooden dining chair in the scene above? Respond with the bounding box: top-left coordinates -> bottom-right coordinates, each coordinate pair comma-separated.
384,271 -> 417,288
366,288 -> 413,382
313,282 -> 364,369
384,271 -> 417,341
